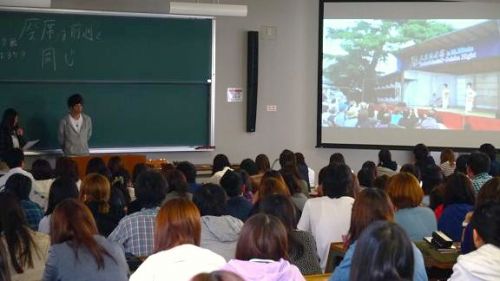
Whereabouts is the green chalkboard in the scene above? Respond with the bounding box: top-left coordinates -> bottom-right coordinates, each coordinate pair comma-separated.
0,9 -> 213,150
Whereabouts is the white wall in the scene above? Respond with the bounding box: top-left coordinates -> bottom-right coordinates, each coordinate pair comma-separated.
47,0 -> 416,174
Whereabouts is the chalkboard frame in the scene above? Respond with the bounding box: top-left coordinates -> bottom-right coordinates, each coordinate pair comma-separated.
0,6 -> 216,154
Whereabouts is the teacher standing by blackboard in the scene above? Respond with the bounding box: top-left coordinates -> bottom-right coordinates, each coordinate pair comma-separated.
58,94 -> 92,155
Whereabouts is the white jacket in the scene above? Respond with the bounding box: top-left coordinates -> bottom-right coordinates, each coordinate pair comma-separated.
448,244 -> 500,281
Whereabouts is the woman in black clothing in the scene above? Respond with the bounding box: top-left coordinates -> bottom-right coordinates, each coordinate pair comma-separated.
0,109 -> 25,159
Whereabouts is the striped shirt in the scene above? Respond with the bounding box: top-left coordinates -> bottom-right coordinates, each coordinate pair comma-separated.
472,173 -> 492,193
108,207 -> 159,257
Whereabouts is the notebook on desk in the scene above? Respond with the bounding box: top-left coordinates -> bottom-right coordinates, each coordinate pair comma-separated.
22,140 -> 39,151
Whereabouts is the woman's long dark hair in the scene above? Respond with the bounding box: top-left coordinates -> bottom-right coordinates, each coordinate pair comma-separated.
50,199 -> 115,269
259,195 -> 305,259
1,108 -> 18,132
0,192 -> 37,274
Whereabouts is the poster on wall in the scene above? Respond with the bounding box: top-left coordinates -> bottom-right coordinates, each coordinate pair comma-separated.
227,87 -> 243,102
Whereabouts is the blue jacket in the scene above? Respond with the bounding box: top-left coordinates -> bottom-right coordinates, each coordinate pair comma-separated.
438,203 -> 473,242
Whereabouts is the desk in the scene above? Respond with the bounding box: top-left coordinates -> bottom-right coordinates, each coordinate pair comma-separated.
304,274 -> 331,281
414,241 -> 459,270
325,242 -> 345,273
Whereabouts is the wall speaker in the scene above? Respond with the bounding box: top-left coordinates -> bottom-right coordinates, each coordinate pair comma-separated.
246,31 -> 258,132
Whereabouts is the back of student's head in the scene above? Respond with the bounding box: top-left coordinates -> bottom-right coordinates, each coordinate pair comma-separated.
193,183 -> 227,216
350,221 -> 414,281
443,172 -> 475,206
164,169 -> 188,195
399,163 -> 421,181
322,164 -> 353,199
86,157 -> 111,179
54,157 -> 79,182
3,148 -> 23,169
279,149 -> 297,171
154,198 -> 201,252
259,194 -> 297,231
1,108 -> 17,130
329,153 -> 345,166
235,214 -> 288,261
479,143 -> 497,161
239,158 -> 258,176
31,159 -> 54,180
386,172 -> 423,209
132,163 -> 150,185
135,170 -> 168,208
378,149 -> 393,165
373,174 -> 390,190
455,154 -> 470,174
212,154 -> 230,174
5,174 -> 31,201
348,188 -> 394,244
46,176 -> 79,216
440,148 -> 455,164
255,154 -> 270,173
413,143 -> 429,163
358,167 -> 375,188
258,177 -> 290,201
476,177 -> 500,207
50,199 -> 112,269
471,202 -> 500,248
80,173 -> 111,214
175,161 -> 197,184
220,170 -> 243,198
191,270 -> 244,281
107,156 -> 123,175
467,151 -> 491,175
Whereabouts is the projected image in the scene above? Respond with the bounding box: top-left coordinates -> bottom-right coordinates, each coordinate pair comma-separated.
322,19 -> 500,131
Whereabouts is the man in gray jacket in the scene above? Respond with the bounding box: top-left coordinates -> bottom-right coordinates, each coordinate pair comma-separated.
58,94 -> 92,155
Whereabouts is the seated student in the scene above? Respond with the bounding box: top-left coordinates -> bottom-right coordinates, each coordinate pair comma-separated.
239,158 -> 258,178
350,221 -> 415,281
4,174 -> 44,230
439,148 -> 456,177
386,172 -> 437,241
193,184 -> 243,261
295,152 -> 315,189
279,149 -> 309,198
0,192 -> 49,281
38,177 -> 79,234
330,188 -> 427,281
30,159 -> 55,211
108,170 -> 167,257
43,199 -> 128,281
53,157 -> 81,189
377,149 -> 398,177
221,214 -> 305,281
127,163 -> 151,214
437,173 -> 475,242
162,169 -> 192,204
79,173 -> 119,237
251,154 -> 271,188
176,161 -> 202,194
130,199 -> 226,281
297,164 -> 354,271
107,156 -> 132,206
191,270 -> 244,281
479,143 -> 500,177
467,151 -> 493,193
259,195 -> 322,275
206,154 -> 232,185
220,170 -> 253,221
0,149 -> 41,204
357,162 -> 376,188
449,202 -> 500,280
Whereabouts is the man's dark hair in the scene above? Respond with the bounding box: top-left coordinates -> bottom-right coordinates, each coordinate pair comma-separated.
135,170 -> 168,208
479,143 -> 497,161
322,164 -> 353,198
3,148 -> 24,168
175,161 -> 197,184
467,151 -> 491,175
329,153 -> 345,165
192,183 -> 227,216
471,202 -> 500,248
5,174 -> 32,200
67,93 -> 83,108
220,170 -> 243,198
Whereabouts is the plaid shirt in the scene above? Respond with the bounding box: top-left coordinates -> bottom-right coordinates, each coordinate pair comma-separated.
108,207 -> 159,257
20,200 -> 44,231
472,173 -> 492,193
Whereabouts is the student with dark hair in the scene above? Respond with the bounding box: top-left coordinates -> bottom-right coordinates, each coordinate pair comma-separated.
259,195 -> 321,275
329,153 -> 345,166
449,202 -> 500,280
386,172 -> 437,241
0,192 -> 49,281
377,149 -> 398,176
413,143 -> 439,191
107,156 -> 132,205
108,170 -> 167,257
357,163 -> 376,188
30,159 -> 54,210
295,152 -> 314,188
437,173 -> 475,242
176,161 -> 202,194
0,108 -> 25,159
350,221 -> 415,281
207,154 -> 232,184
455,154 -> 469,174
191,271 -> 244,281
373,174 -> 390,190
467,151 -> 492,193
193,183 -> 243,261
239,159 -> 258,176
127,163 -> 152,214
4,174 -> 44,230
130,199 -> 225,281
297,164 -> 354,271
221,214 -> 305,281
220,170 -> 252,221
37,177 -> 79,234
279,149 -> 309,198
331,188 -> 427,281
252,154 -> 271,187
53,157 -> 80,184
86,157 -> 111,179
162,169 -> 192,203
58,93 -> 92,156
479,143 -> 500,177
0,149 -> 40,206
43,199 -> 128,281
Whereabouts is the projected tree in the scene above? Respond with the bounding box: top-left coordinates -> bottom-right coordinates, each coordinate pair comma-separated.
324,20 -> 453,102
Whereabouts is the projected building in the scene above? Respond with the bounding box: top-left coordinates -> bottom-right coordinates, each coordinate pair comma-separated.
377,20 -> 500,116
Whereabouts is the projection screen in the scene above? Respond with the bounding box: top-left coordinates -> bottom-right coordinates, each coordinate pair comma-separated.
318,1 -> 500,150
